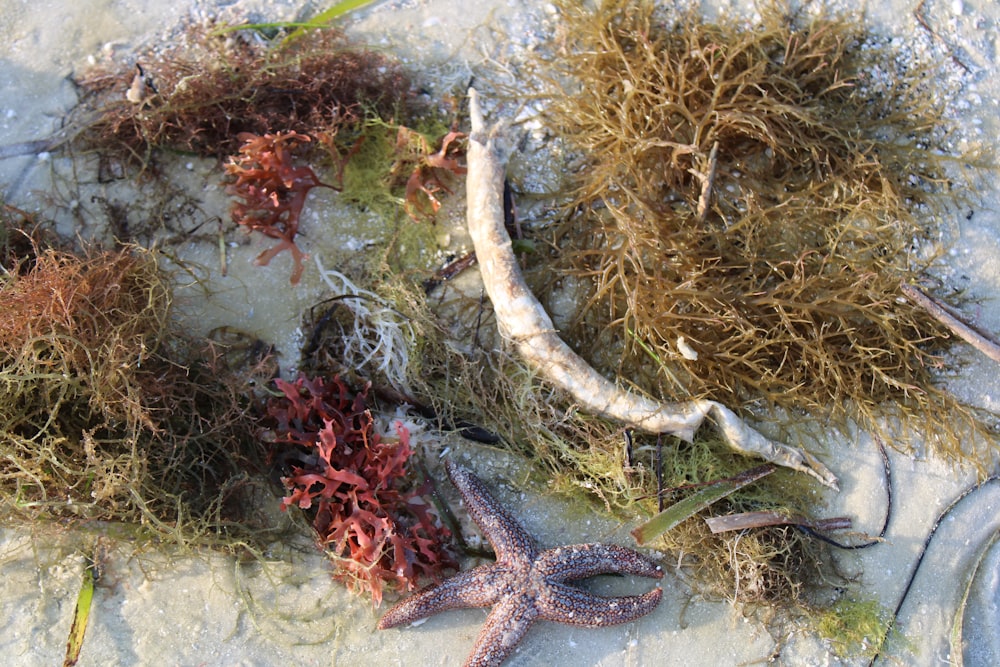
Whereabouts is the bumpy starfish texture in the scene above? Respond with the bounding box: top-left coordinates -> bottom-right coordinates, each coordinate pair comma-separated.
377,460 -> 664,667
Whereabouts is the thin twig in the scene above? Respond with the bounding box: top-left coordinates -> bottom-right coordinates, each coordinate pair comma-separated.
900,282 -> 1000,364
693,141 -> 719,223
802,436 -> 892,550
465,88 -> 837,489
913,1 -> 970,73
705,511 -> 851,534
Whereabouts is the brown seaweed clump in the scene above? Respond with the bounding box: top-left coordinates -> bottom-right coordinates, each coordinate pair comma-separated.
0,239 -> 271,546
74,26 -> 412,167
529,0 -> 992,466
262,374 -> 455,604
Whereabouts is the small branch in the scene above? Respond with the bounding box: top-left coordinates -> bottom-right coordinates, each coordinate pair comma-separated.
900,282 -> 1000,364
465,88 -> 837,489
693,141 -> 719,224
914,1 -> 970,73
704,510 -> 851,534
0,139 -> 60,160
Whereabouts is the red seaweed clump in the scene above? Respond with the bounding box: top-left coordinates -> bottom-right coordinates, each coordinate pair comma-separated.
263,374 -> 454,604
396,127 -> 467,221
225,131 -> 335,284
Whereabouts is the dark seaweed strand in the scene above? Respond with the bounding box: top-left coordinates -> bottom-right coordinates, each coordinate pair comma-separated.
867,475 -> 1000,666
799,437 -> 892,550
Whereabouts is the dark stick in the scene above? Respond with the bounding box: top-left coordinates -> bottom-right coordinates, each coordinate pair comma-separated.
901,282 -> 1000,364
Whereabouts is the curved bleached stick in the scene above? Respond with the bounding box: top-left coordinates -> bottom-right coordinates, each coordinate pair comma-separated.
465,88 -> 837,489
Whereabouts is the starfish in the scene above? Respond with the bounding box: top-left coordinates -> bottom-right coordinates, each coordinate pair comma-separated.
378,460 -> 664,667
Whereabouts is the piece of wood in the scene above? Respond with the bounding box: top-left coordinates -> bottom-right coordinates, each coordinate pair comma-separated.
465,88 -> 837,489
704,510 -> 852,534
900,282 -> 1000,364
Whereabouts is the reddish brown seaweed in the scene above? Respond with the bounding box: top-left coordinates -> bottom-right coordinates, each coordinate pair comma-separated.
225,131 -> 335,284
74,27 -> 412,164
264,375 -> 454,604
396,128 -> 467,221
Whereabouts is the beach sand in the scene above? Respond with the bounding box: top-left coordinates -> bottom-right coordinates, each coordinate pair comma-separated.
2,0 -> 999,665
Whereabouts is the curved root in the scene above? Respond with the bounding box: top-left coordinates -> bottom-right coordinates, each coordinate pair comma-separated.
465,88 -> 837,489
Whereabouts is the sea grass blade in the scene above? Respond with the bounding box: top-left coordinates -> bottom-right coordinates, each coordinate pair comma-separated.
63,560 -> 96,667
305,0 -> 376,23
631,464 -> 774,545
211,0 -> 377,40
950,530 -> 1000,666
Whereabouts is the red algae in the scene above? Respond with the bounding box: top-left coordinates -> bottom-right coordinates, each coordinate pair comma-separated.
263,375 -> 454,604
225,131 -> 335,284
396,127 -> 467,221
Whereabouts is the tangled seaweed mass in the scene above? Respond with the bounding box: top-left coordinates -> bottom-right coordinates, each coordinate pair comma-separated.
0,240 -> 265,540
264,375 -> 455,604
531,0 -> 990,465
75,27 -> 411,162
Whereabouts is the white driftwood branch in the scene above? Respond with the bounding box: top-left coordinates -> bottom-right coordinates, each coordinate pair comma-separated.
465,88 -> 837,489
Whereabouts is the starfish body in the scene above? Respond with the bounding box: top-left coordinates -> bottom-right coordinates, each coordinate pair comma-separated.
378,460 -> 664,667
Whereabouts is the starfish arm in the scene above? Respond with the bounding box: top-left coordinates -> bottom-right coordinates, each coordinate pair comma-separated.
377,565 -> 501,629
535,543 -> 664,583
446,460 -> 537,563
464,593 -> 540,667
536,582 -> 663,627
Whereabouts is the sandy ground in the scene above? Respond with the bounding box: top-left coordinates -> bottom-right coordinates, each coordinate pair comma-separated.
2,0 -> 1000,665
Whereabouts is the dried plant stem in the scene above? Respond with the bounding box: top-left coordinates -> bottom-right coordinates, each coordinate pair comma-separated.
900,283 -> 1000,364
465,88 -> 837,488
914,1 -> 970,73
693,141 -> 719,224
705,511 -> 852,534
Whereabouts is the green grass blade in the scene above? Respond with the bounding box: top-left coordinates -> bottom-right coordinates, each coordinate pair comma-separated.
63,561 -> 96,667
631,464 -> 774,545
306,0 -> 377,24
211,0 -> 377,39
282,0 -> 378,43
